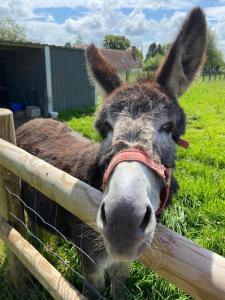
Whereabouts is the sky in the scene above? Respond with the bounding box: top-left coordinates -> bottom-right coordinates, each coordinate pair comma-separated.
1,0 -> 225,57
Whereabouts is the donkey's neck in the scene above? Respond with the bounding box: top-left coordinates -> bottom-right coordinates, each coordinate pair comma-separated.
70,142 -> 104,190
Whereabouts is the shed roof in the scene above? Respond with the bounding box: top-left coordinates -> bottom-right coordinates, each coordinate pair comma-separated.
0,40 -> 82,51
0,40 -> 43,48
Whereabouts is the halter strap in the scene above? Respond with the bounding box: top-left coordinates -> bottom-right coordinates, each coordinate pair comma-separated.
176,138 -> 189,148
103,148 -> 172,216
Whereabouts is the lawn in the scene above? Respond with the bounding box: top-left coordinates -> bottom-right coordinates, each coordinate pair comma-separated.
0,79 -> 224,299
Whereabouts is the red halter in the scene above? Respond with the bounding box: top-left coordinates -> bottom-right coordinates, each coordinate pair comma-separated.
176,138 -> 189,149
103,138 -> 189,216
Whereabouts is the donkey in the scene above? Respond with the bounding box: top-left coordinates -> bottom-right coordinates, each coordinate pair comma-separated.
16,7 -> 207,299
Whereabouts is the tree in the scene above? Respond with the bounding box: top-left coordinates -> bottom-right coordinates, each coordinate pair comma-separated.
205,29 -> 224,70
143,53 -> 164,72
162,43 -> 171,55
144,42 -> 172,72
64,42 -> 72,48
103,35 -> 131,50
74,34 -> 83,46
145,43 -> 167,61
146,43 -> 157,60
134,47 -> 143,62
0,17 -> 28,42
157,44 -> 164,56
64,35 -> 83,48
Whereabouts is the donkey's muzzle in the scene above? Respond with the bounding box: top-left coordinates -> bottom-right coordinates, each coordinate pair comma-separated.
98,198 -> 153,261
97,159 -> 160,261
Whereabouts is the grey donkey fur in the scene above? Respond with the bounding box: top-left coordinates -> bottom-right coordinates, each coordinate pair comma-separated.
16,7 -> 207,299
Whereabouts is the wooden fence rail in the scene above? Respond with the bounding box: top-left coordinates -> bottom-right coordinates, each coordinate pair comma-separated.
0,136 -> 225,299
0,215 -> 85,300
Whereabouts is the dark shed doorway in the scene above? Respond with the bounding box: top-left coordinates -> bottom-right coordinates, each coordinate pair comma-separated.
0,52 -> 9,107
0,41 -> 95,115
0,43 -> 47,113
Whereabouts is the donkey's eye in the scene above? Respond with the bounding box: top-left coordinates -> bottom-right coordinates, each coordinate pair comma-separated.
161,122 -> 174,134
104,120 -> 113,131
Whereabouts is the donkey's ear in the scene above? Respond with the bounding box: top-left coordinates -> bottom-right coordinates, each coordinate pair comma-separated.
86,43 -> 122,94
156,7 -> 207,98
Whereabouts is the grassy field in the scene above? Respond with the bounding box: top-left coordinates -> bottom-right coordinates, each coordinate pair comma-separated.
0,79 -> 225,299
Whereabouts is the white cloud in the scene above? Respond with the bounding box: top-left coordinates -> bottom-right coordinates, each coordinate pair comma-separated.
205,6 -> 225,20
46,14 -> 55,22
0,1 -> 225,58
24,21 -> 67,45
121,8 -> 153,36
204,6 -> 225,58
0,0 -> 193,21
0,0 -> 35,20
22,7 -> 186,56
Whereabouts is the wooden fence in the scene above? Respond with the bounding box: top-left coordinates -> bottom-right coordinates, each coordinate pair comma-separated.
0,108 -> 225,300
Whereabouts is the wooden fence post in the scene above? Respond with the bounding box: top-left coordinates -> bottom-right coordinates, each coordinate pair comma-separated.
0,108 -> 28,287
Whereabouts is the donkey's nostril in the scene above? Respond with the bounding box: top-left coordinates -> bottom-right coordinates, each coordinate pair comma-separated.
139,206 -> 151,233
101,202 -> 107,226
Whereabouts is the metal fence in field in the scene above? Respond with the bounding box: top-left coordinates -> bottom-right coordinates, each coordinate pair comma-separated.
202,71 -> 225,81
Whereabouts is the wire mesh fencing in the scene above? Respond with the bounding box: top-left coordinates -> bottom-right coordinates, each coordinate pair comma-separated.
5,186 -> 138,300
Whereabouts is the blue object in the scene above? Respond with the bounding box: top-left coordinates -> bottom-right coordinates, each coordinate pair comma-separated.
10,102 -> 24,112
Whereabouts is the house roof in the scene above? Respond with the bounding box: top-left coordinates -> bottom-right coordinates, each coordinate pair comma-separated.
74,44 -> 142,70
100,48 -> 141,70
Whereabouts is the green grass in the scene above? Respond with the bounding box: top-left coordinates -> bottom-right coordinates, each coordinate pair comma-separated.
0,79 -> 224,299
58,101 -> 102,142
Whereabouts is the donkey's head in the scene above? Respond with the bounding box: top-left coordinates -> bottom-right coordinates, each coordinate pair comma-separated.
86,7 -> 207,262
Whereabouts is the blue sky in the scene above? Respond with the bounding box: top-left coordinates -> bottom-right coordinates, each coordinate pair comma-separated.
34,7 -> 91,24
1,0 -> 225,57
